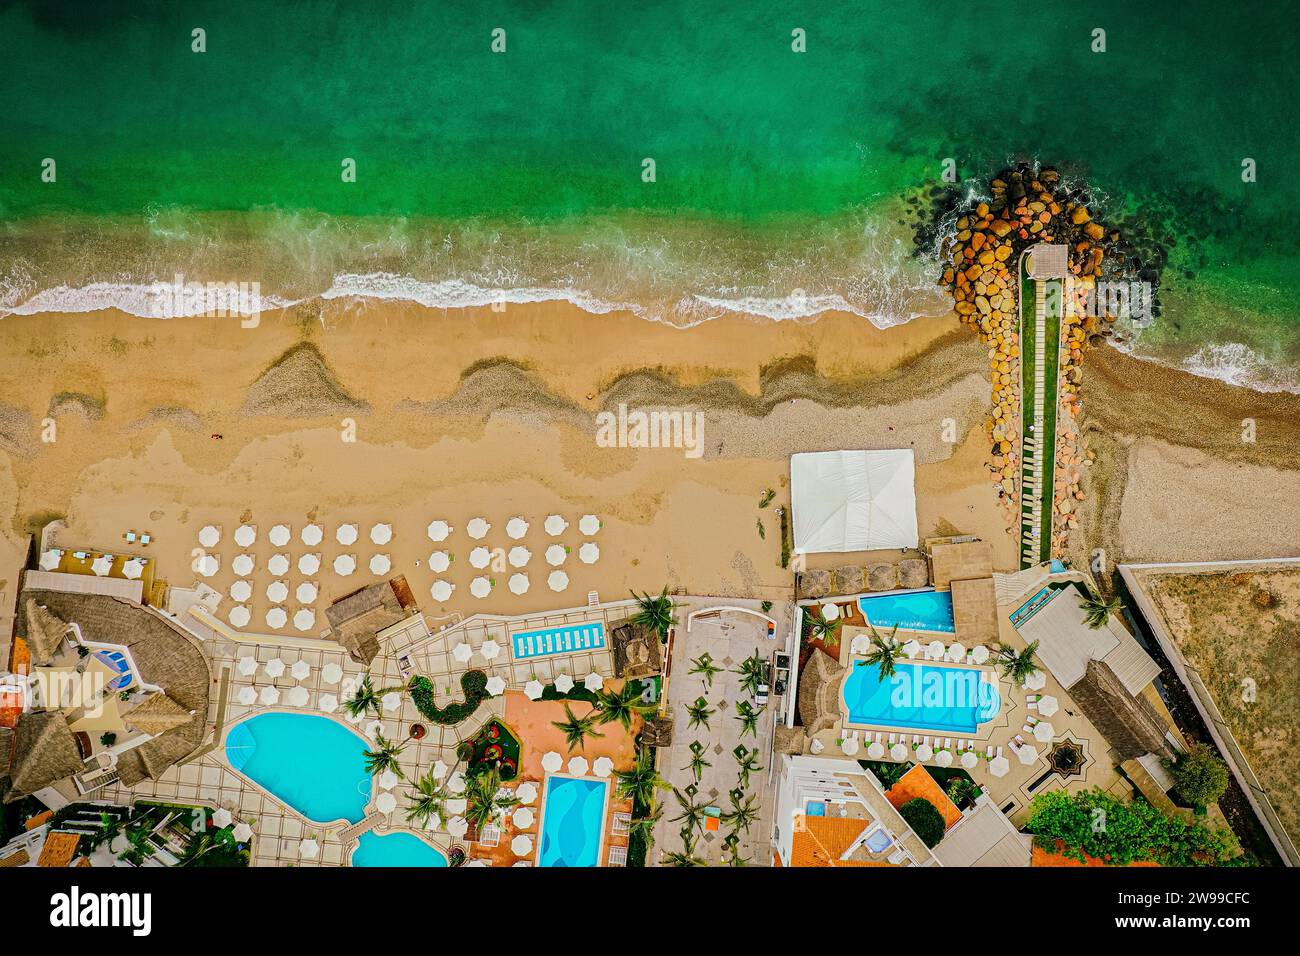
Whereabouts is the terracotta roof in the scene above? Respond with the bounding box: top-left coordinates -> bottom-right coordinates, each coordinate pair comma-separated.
37,831 -> 81,867
0,848 -> 30,867
1032,841 -> 1159,867
885,764 -> 962,831
789,817 -> 892,867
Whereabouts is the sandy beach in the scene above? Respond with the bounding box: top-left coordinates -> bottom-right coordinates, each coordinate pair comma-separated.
2,300 -> 1298,627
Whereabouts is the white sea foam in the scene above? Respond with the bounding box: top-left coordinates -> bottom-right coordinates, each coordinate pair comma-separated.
2,280 -> 297,319
1109,338 -> 1300,395
319,273 -> 631,317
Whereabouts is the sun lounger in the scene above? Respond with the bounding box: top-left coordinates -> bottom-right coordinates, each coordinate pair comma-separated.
986,745 -> 994,758
1027,700 -> 1037,710
943,738 -> 952,750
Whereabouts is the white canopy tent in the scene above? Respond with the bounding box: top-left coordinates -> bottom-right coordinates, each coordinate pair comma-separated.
790,449 -> 918,554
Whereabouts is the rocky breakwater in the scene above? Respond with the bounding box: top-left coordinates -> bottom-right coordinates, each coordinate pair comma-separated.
937,163 -> 1129,554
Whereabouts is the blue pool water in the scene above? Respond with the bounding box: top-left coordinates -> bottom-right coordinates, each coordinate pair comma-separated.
225,713 -> 372,825
538,776 -> 608,867
352,831 -> 448,868
512,621 -> 606,660
858,590 -> 955,633
842,661 -> 1000,734
865,828 -> 894,853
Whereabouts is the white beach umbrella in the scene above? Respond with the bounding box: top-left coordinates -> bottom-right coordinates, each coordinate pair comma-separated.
39,550 -> 60,571
526,681 -> 545,702
578,542 -> 599,565
427,520 -> 451,542
452,642 -> 472,663
972,645 -> 991,665
946,642 -> 967,662
381,691 -> 401,713
196,554 -> 219,578
264,657 -> 285,678
231,822 -> 254,843
867,741 -> 885,760
935,749 -> 954,768
511,834 -> 534,857
229,605 -> 251,628
466,518 -> 490,540
516,782 -> 538,805
318,693 -> 338,713
333,554 -> 356,576
267,580 -> 289,603
287,686 -> 309,708
821,602 -> 840,621
375,792 -> 397,815
336,523 -> 359,545
567,755 -> 589,777
841,736 -> 860,756
1023,669 -> 1047,691
508,573 -> 529,595
266,607 -> 287,629
513,806 -> 534,829
554,673 -> 574,693
369,554 -> 391,575
480,639 -> 501,660
583,671 -> 604,691
236,686 -> 257,706
122,557 -> 145,579
541,751 -> 563,773
544,515 -> 568,536
366,720 -> 385,739
961,750 -> 979,769
469,547 -> 491,569
230,580 -> 253,602
447,817 -> 468,839
295,581 -> 318,604
578,514 -> 600,535
237,656 -> 258,676
915,742 -> 933,761
428,551 -> 451,573
259,686 -> 280,706
322,662 -> 343,684
378,769 -> 401,791
199,525 -> 221,548
1033,721 -> 1055,742
91,554 -> 112,576
465,860 -> 488,867
294,608 -> 316,632
212,808 -> 234,829
291,660 -> 312,681
1016,742 -> 1041,765
470,576 -> 491,598
430,580 -> 454,602
592,756 -> 613,778
548,570 -> 569,592
508,546 -> 530,568
989,755 -> 1010,777
301,523 -> 323,546
234,524 -> 256,548
506,517 -> 529,540
299,553 -> 322,575
890,743 -> 908,761
269,524 -> 291,547
268,553 -> 290,576
448,771 -> 468,795
927,640 -> 945,659
1036,695 -> 1060,717
545,544 -> 567,567
430,760 -> 449,782
299,838 -> 319,860
232,553 -> 255,577
809,739 -> 825,754
486,675 -> 506,696
370,523 -> 393,545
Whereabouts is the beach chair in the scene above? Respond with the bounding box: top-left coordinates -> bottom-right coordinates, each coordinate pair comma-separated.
986,745 -> 995,758
1027,699 -> 1038,711
943,738 -> 952,750
888,733 -> 897,745
125,531 -> 136,543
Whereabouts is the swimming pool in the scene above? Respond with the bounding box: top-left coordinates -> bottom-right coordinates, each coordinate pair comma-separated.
858,589 -> 955,633
512,621 -> 607,660
537,775 -> 608,867
351,830 -> 448,867
225,713 -> 373,825
842,661 -> 1000,733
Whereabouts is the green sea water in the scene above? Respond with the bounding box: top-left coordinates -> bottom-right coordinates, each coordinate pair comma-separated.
1,0 -> 1297,387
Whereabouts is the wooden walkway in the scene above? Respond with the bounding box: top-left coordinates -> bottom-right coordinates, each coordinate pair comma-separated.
1017,255 -> 1063,568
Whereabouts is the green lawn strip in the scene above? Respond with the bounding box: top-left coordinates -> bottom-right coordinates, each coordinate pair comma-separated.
1038,279 -> 1061,564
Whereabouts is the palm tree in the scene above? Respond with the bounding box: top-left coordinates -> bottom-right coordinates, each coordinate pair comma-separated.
810,614 -> 841,647
630,586 -> 680,639
862,625 -> 902,679
735,652 -> 768,697
613,746 -> 669,806
593,681 -> 656,731
1081,592 -> 1123,629
461,766 -> 518,833
685,696 -> 714,730
671,788 -> 708,838
734,700 -> 762,738
628,802 -> 663,845
343,671 -> 404,718
722,791 -> 760,835
685,740 -> 711,782
688,652 -> 722,689
995,639 -> 1041,686
662,848 -> 707,867
551,702 -> 606,752
363,733 -> 405,778
733,745 -> 762,790
406,766 -> 451,828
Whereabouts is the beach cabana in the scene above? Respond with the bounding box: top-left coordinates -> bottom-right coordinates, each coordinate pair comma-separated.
578,514 -> 600,535
506,517 -> 529,539
548,570 -> 569,592
266,607 -> 287,629
234,524 -> 257,547
369,554 -> 391,575
198,525 -> 221,548
544,515 -> 567,536
485,675 -> 506,696
429,551 -> 451,573
229,605 -> 251,628
427,520 -> 451,542
269,524 -> 291,547
336,523 -> 358,545
526,681 -> 546,702
301,524 -> 323,546
230,580 -> 253,602
466,518 -> 490,540
293,609 -> 316,631
236,686 -> 257,706
299,553 -> 322,575
578,542 -> 599,565
267,580 -> 289,603
545,544 -> 567,567
370,523 -> 393,545
232,553 -> 255,577
295,582 -> 318,603
318,693 -> 338,713
508,546 -> 530,568
268,553 -> 290,576
469,547 -> 491,569
789,449 -> 918,554
291,660 -> 312,681
470,576 -> 491,598
508,573 -> 529,595
430,580 -> 454,602
333,554 -> 356,576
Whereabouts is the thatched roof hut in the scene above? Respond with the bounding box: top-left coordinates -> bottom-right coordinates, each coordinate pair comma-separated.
609,619 -> 663,680
797,569 -> 831,599
773,725 -> 807,755
124,693 -> 194,737
639,713 -> 674,749
1069,659 -> 1173,761
21,598 -> 71,666
867,564 -> 899,592
898,558 -> 930,590
324,577 -> 414,664
834,565 -> 864,595
796,649 -> 846,736
4,712 -> 83,802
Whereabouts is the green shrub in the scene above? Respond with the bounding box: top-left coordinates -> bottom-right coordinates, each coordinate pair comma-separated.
409,670 -> 489,725
898,797 -> 946,848
1165,743 -> 1230,809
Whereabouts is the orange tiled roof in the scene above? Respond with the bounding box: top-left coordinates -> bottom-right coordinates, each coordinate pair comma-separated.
885,765 -> 963,831
25,810 -> 53,831
37,831 -> 81,868
788,816 -> 896,867
1032,843 -> 1160,867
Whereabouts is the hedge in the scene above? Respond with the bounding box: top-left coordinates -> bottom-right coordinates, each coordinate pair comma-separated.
409,670 -> 489,725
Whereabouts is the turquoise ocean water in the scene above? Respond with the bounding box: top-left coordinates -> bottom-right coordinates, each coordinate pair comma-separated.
1,0 -> 1296,388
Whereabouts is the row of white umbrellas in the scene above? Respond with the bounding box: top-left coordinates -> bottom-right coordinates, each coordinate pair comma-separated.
236,656 -> 345,682
209,808 -> 254,844
229,604 -> 316,631
40,550 -> 148,579
200,523 -> 395,548
538,750 -> 613,778
453,542 -> 600,570
430,568 -> 573,603
429,514 -> 601,542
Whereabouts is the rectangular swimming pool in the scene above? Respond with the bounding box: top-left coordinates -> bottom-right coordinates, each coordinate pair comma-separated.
512,621 -> 607,660
537,775 -> 609,867
858,589 -> 955,633
842,660 -> 1000,734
